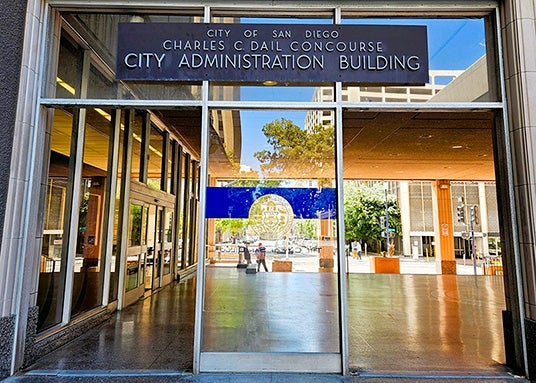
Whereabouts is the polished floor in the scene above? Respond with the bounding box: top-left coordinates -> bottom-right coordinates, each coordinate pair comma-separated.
16,265 -> 518,381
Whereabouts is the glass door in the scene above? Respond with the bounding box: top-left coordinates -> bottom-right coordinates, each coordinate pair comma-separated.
145,204 -> 164,292
199,108 -> 341,373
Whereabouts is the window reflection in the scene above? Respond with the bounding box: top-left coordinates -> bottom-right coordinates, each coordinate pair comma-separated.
147,125 -> 164,190
203,109 -> 339,353
340,18 -> 493,102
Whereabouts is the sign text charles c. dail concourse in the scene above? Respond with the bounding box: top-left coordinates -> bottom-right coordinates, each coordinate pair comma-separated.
116,23 -> 428,84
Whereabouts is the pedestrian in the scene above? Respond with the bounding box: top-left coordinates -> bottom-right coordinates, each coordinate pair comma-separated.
352,240 -> 362,259
255,242 -> 268,272
243,243 -> 251,264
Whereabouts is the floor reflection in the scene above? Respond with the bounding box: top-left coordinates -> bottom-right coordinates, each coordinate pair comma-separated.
26,271 -> 507,375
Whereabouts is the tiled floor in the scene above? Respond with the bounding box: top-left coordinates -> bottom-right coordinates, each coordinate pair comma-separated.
23,265 -> 509,377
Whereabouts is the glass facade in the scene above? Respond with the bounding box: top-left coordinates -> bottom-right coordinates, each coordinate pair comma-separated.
33,2 -> 504,375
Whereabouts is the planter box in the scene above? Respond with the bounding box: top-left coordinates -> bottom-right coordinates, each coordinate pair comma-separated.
370,256 -> 400,274
272,260 -> 292,272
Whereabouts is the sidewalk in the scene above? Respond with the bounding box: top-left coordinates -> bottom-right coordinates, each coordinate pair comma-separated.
3,371 -> 528,383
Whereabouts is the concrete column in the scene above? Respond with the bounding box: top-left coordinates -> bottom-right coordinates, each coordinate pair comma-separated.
399,181 -> 412,257
501,0 -> 536,377
0,0 -> 43,376
432,180 -> 456,274
318,218 -> 334,272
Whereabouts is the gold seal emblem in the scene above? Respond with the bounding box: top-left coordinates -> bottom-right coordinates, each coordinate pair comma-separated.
249,194 -> 294,240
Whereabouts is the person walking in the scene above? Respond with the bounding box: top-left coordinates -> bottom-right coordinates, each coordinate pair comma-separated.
242,243 -> 251,264
255,242 -> 268,272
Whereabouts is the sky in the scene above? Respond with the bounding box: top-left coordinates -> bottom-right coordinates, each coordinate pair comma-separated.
234,18 -> 487,172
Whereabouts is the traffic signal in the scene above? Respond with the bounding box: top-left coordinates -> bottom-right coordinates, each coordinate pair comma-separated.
380,216 -> 386,229
456,196 -> 466,224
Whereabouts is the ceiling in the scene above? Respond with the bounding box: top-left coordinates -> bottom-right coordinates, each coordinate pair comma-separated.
161,108 -> 495,181
341,110 -> 495,181
51,108 -> 496,182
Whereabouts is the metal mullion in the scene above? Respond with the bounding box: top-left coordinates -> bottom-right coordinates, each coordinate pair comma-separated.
193,80 -> 209,375
62,50 -> 91,323
182,153 -> 191,266
39,98 -> 203,109
333,7 -> 349,377
207,100 -> 337,110
194,7 -> 210,375
101,109 -> 121,306
493,6 -> 529,377
44,0 -> 497,13
175,145 -> 184,273
117,110 -> 134,309
341,102 -> 503,111
188,160 -> 199,266
172,143 -> 182,276
329,7 -> 348,376
161,131 -> 170,192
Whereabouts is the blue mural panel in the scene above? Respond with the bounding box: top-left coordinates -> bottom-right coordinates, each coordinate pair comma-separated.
206,187 -> 336,219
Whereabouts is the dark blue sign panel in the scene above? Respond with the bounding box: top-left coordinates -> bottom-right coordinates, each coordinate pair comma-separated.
116,23 -> 428,84
205,187 -> 336,219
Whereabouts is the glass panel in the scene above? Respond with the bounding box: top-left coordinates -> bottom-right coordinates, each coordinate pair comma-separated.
209,84 -> 333,102
126,203 -> 143,291
155,207 -> 163,279
140,206 -> 148,287
208,17 -> 334,102
341,18 -> 494,103
55,35 -> 83,98
130,111 -> 143,181
182,154 -> 192,267
50,13 -> 202,100
342,110 -> 498,275
109,110 -> 124,302
147,125 -> 164,190
167,140 -> 174,194
37,109 -> 74,331
163,210 -> 173,275
145,205 -> 157,289
71,108 -> 112,317
176,151 -> 185,270
203,109 -> 339,354
87,64 -> 117,99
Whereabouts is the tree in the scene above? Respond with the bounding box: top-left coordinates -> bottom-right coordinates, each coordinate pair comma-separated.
344,181 -> 401,248
215,218 -> 250,241
254,118 -> 335,179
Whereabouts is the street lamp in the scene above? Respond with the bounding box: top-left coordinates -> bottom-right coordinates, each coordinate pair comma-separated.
384,181 -> 390,254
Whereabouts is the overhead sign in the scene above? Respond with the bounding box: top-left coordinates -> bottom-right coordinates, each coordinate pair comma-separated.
116,23 -> 428,84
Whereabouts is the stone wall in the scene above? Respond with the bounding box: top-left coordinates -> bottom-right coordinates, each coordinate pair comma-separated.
0,315 -> 15,378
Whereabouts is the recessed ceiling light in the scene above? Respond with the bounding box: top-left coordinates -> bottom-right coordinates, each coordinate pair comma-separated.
477,154 -> 488,157
451,145 -> 463,149
263,80 -> 278,86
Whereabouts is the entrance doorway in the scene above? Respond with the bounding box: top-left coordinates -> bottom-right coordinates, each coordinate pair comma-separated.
144,204 -> 163,292
31,4 -> 515,378
125,187 -> 176,304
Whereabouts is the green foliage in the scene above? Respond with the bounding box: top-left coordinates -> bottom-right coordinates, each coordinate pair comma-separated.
254,118 -> 334,178
295,219 -> 317,239
344,182 -> 401,242
220,179 -> 282,188
215,218 -> 250,238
